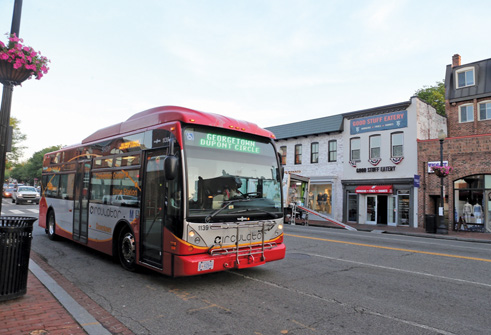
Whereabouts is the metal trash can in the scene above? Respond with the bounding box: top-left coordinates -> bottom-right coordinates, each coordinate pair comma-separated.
0,216 -> 37,301
425,214 -> 436,234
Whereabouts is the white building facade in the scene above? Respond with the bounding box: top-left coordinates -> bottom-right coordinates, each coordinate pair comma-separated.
267,97 -> 446,228
342,97 -> 446,227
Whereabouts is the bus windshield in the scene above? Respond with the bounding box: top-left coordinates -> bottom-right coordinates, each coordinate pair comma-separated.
183,127 -> 282,221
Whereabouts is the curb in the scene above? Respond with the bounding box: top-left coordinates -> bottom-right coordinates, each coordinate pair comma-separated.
29,251 -> 134,335
29,259 -> 112,335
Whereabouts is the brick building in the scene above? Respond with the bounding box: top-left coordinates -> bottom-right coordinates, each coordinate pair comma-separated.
417,55 -> 491,233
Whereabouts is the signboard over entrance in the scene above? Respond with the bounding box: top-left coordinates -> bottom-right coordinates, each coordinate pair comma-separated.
355,185 -> 393,194
350,110 -> 407,135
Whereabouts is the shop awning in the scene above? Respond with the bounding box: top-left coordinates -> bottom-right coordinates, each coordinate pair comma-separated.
355,185 -> 393,194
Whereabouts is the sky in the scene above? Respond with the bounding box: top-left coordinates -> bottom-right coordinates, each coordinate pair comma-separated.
1,0 -> 491,161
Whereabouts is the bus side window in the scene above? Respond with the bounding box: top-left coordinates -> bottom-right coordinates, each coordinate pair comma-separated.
46,175 -> 60,198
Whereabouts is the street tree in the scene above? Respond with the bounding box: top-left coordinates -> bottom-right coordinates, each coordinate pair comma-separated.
10,145 -> 61,185
5,117 -> 26,167
414,80 -> 446,116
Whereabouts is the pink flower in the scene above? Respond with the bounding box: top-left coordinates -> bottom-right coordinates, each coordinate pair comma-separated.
1,33 -> 50,81
8,34 -> 19,42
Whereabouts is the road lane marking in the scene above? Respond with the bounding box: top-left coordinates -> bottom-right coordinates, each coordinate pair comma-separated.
303,252 -> 491,289
9,209 -> 23,215
286,233 -> 491,263
232,271 -> 457,335
28,209 -> 39,213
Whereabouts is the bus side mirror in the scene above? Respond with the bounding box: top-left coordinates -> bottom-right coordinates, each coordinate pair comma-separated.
165,156 -> 178,180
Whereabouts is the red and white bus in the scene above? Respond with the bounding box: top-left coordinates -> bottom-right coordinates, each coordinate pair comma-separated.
39,106 -> 285,277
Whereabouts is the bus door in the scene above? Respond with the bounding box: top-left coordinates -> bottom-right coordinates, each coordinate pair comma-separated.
140,149 -> 167,267
73,160 -> 91,243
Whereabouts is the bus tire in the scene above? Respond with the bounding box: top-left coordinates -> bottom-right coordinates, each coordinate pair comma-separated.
47,211 -> 58,241
118,226 -> 137,271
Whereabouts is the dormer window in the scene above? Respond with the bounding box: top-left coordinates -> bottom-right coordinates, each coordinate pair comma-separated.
456,67 -> 475,88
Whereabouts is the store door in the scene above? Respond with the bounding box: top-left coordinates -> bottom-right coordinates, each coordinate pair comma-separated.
377,195 -> 388,225
388,195 -> 397,226
366,196 -> 376,224
486,191 -> 491,233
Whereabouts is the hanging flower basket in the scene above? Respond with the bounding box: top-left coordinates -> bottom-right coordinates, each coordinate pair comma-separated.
0,59 -> 33,85
432,165 -> 453,178
0,33 -> 50,86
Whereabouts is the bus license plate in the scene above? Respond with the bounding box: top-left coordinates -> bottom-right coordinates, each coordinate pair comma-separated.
198,260 -> 214,271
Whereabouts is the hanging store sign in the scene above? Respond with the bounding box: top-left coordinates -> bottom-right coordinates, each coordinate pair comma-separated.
427,161 -> 448,173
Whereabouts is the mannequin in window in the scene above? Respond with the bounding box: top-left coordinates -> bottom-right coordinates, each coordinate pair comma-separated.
325,190 -> 331,213
320,191 -> 328,212
463,201 -> 473,222
317,192 -> 323,212
308,191 -> 314,209
473,202 -> 482,223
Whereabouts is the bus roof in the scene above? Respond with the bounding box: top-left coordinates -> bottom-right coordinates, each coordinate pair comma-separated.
82,105 -> 275,144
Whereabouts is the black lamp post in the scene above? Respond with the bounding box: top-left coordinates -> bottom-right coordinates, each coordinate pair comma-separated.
436,129 -> 448,234
0,0 -> 23,215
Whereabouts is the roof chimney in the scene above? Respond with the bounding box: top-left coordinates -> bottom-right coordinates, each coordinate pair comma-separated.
452,54 -> 461,68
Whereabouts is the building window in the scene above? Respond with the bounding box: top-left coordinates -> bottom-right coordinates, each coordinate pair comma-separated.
456,67 -> 475,88
391,132 -> 403,157
311,142 -> 319,163
328,140 -> 337,162
369,135 -> 381,159
350,138 -> 360,161
295,144 -> 302,164
279,146 -> 287,165
479,101 -> 491,121
459,104 -> 474,123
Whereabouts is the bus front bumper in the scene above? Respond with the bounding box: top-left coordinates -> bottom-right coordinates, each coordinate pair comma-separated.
172,243 -> 286,277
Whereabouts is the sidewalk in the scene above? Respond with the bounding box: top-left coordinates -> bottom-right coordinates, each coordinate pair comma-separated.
0,251 -> 133,335
306,219 -> 491,243
1,224 -> 490,335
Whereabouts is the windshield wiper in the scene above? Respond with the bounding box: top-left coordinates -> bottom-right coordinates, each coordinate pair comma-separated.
233,208 -> 278,219
205,199 -> 251,223
240,192 -> 259,198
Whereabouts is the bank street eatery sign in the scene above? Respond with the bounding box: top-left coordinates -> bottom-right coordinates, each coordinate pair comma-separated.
350,110 -> 407,135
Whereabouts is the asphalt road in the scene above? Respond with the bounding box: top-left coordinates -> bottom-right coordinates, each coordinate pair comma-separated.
4,199 -> 491,335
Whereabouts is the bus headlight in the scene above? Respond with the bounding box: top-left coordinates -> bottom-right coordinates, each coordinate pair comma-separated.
189,230 -> 196,238
278,224 -> 283,230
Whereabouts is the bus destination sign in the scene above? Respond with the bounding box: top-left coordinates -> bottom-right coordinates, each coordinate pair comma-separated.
188,131 -> 261,154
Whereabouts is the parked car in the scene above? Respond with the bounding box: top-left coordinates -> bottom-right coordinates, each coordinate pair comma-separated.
2,188 -> 15,198
12,186 -> 40,205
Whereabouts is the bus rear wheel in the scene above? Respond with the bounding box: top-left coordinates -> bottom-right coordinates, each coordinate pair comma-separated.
47,211 -> 57,241
118,227 -> 137,271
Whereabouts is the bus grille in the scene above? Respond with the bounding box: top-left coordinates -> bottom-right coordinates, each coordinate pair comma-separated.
210,242 -> 277,257
207,220 -> 278,268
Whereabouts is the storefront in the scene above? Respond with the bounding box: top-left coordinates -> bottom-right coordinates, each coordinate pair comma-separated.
454,174 -> 491,232
283,173 -> 310,207
343,179 -> 414,227
308,179 -> 333,215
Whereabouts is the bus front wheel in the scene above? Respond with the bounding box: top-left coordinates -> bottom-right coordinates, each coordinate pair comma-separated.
118,227 -> 137,271
47,211 -> 57,241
